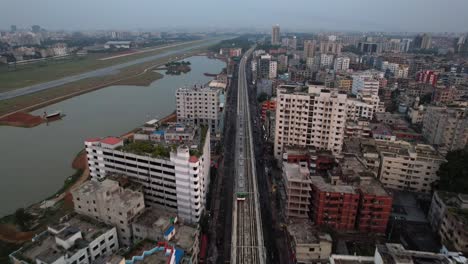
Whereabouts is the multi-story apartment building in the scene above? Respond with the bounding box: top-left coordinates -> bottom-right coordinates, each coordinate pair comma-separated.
272,25 -> 280,45
176,85 -> 223,137
352,74 -> 380,96
330,243 -> 467,264
417,70 -> 438,86
72,178 -> 145,247
335,75 -> 353,93
319,41 -> 342,55
428,191 -> 468,253
303,40 -> 317,58
84,123 -> 210,224
274,85 -> 348,159
320,53 -> 335,68
283,162 -> 312,219
334,56 -> 350,71
310,176 -> 359,230
375,140 -> 445,193
422,106 -> 468,154
287,221 -> 333,263
10,215 -> 119,264
269,60 -> 278,79
345,119 -> 371,139
357,178 -> 393,233
346,94 -> 381,121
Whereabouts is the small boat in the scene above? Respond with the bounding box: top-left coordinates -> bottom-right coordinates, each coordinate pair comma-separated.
43,111 -> 62,119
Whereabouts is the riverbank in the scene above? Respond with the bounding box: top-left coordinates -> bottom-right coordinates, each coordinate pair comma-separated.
0,112 -> 44,127
0,110 -> 178,246
0,45 -> 214,118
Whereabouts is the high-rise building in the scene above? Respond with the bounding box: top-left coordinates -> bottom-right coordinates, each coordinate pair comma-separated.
274,85 -> 348,159
334,56 -> 350,71
72,178 -> 145,247
421,33 -> 432,49
84,122 -> 211,224
272,24 -> 280,45
289,36 -> 297,50
428,191 -> 468,253
319,41 -> 342,55
176,85 -> 224,137
303,40 -> 317,58
32,25 -> 41,33
10,25 -> 17,32
422,106 -> 468,154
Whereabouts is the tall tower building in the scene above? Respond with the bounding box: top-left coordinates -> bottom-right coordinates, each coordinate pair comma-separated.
272,24 -> 280,45
421,33 -> 432,50
303,40 -> 317,58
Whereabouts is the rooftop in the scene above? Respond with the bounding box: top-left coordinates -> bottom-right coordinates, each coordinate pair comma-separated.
173,225 -> 198,252
133,208 -> 176,230
73,178 -> 143,210
283,162 -> 311,183
310,176 -> 357,194
15,215 -> 113,263
287,220 -> 332,245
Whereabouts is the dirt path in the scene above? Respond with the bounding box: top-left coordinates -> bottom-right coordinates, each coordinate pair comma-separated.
51,151 -> 89,204
0,224 -> 34,244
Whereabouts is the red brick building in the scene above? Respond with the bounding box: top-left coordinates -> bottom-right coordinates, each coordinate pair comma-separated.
356,181 -> 393,233
417,70 -> 438,86
261,99 -> 276,121
309,177 -> 360,231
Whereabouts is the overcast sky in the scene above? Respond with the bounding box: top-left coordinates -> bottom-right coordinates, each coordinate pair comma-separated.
2,0 -> 468,32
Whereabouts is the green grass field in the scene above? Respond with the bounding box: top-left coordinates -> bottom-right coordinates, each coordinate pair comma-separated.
0,40 -> 207,92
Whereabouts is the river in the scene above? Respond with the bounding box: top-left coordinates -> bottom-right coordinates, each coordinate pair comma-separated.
0,56 -> 225,217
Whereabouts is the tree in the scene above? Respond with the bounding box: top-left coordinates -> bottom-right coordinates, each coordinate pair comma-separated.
257,92 -> 268,103
436,148 -> 468,193
14,208 -> 32,231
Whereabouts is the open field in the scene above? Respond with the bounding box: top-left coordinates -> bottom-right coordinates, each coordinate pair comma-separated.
0,40 -> 205,91
0,47 -> 209,117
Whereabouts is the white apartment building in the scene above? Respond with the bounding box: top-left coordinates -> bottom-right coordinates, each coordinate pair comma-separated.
176,85 -> 224,137
352,74 -> 380,96
269,60 -> 278,79
346,94 -> 380,121
10,215 -> 119,264
382,61 -> 409,78
375,140 -> 445,193
72,178 -> 145,247
320,53 -> 334,68
334,56 -> 350,71
274,85 -> 348,159
422,106 -> 468,154
84,123 -> 210,224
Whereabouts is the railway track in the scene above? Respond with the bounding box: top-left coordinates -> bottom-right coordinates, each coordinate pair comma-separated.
230,46 -> 265,264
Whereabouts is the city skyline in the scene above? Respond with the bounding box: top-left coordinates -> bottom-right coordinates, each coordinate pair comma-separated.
2,0 -> 468,32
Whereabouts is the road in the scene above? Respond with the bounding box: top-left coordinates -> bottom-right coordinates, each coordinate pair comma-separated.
230,46 -> 266,264
0,39 -> 221,101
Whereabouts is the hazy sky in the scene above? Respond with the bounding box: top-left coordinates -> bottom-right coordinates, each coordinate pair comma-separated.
2,0 -> 468,32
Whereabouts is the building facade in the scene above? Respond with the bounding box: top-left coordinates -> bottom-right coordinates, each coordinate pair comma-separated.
72,178 -> 145,247
274,85 -> 348,159
375,140 -> 445,193
84,123 -> 210,224
176,85 -> 224,137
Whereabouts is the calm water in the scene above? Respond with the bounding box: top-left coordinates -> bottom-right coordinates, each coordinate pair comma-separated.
0,56 -> 225,216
